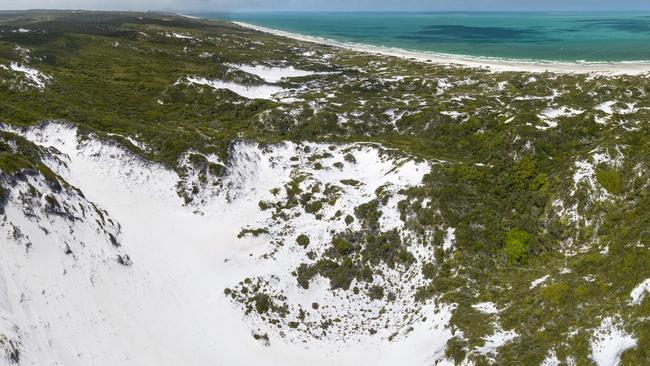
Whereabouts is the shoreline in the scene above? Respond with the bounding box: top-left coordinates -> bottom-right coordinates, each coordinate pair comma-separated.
232,21 -> 650,75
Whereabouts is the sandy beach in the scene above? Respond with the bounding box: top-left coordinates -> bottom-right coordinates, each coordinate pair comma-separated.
233,21 -> 650,75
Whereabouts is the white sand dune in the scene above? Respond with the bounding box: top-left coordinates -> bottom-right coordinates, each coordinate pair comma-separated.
0,123 -> 454,366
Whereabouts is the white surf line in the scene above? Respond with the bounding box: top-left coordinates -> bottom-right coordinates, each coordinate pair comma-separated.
177,13 -> 200,19
232,21 -> 650,76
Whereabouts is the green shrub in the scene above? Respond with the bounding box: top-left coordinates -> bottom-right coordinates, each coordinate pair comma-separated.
38,163 -> 62,191
254,294 -> 271,314
422,262 -> 436,279
343,153 -> 356,164
541,282 -> 569,306
368,285 -> 384,300
529,173 -> 549,192
433,230 -> 444,246
0,154 -> 33,173
515,155 -> 535,185
504,229 -> 530,263
0,186 -> 6,211
45,194 -> 60,208
296,234 -> 310,248
344,215 -> 354,225
304,201 -> 323,214
445,336 -> 468,365
324,258 -> 356,290
340,179 -> 361,186
237,228 -> 269,238
332,237 -> 353,255
295,264 -> 318,289
595,167 -> 621,194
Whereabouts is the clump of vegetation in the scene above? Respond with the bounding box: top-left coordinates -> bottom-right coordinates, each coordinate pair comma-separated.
44,194 -> 59,207
445,337 -> 468,365
367,285 -> 384,300
0,186 -> 6,213
254,293 -> 271,314
237,228 -> 269,238
340,179 -> 361,187
422,262 -> 436,279
541,281 -> 570,306
331,236 -> 353,256
226,278 -> 290,319
343,154 -> 356,164
252,332 -> 270,346
595,167 -> 622,194
344,215 -> 354,225
296,234 -> 310,248
504,229 -> 530,264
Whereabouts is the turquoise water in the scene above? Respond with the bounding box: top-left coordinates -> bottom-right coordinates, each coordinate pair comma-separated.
197,12 -> 650,62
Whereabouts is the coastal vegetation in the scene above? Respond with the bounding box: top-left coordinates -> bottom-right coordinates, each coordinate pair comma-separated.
0,10 -> 648,365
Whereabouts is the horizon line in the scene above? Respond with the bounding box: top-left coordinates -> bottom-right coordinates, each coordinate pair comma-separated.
3,9 -> 650,13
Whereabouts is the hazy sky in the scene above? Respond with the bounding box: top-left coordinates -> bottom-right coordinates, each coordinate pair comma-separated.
1,0 -> 648,12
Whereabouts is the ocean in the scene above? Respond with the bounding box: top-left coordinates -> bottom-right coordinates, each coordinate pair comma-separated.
196,12 -> 650,63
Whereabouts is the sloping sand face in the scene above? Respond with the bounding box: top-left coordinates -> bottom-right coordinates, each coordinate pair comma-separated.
0,123 -> 454,366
